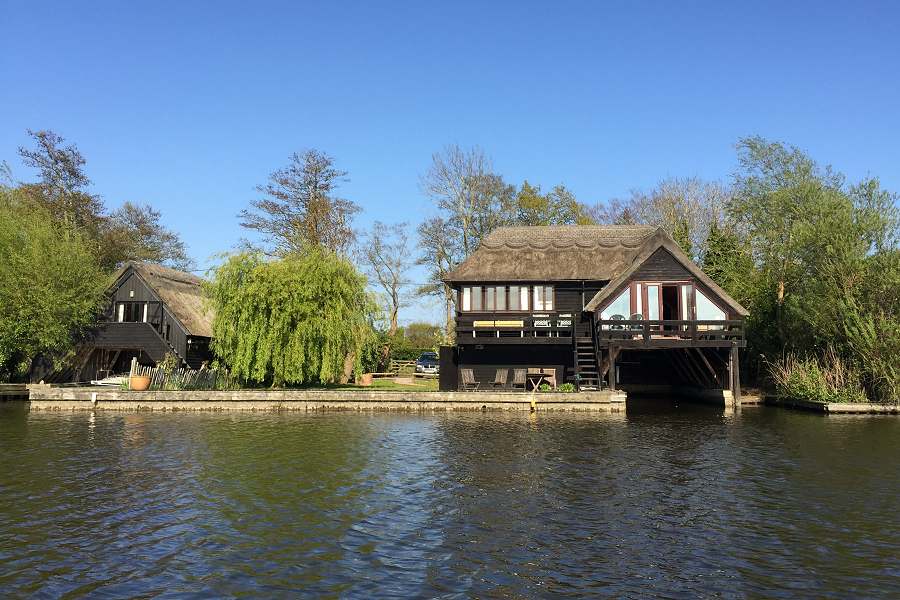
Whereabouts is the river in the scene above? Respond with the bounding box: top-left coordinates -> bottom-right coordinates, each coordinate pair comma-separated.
1,401 -> 898,598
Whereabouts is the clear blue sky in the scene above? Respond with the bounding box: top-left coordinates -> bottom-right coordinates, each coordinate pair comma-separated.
3,1 -> 899,324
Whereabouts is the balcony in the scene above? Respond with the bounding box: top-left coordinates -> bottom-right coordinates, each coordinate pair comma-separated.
456,313 -> 575,344
595,319 -> 745,348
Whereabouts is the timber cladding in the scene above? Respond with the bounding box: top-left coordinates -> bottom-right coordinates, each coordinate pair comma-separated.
457,344 -> 572,387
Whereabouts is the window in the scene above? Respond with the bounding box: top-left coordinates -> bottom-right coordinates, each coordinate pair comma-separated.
635,283 -> 642,316
509,286 -> 521,310
533,286 -> 553,311
495,286 -> 506,311
461,285 -> 519,311
681,285 -> 691,320
647,285 -> 659,320
695,288 -> 726,320
117,302 -> 145,322
471,286 -> 482,311
601,287 -> 631,320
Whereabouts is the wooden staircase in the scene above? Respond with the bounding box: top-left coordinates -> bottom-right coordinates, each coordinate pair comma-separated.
574,336 -> 601,390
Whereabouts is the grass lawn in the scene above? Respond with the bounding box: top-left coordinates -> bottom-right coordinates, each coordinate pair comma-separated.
331,377 -> 439,392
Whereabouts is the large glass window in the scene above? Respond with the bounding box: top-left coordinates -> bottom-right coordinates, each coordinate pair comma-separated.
471,286 -> 482,311
508,286 -> 520,310
533,286 -> 553,311
601,287 -> 631,320
495,286 -> 507,311
485,287 -> 495,311
461,288 -> 471,311
635,283 -> 642,316
695,288 -> 726,320
647,285 -> 659,320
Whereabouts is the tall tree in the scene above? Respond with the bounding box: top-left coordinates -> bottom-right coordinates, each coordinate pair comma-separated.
358,221 -> 413,336
15,129 -> 192,271
421,145 -> 513,257
0,189 -> 107,381
515,181 -> 593,225
17,129 -> 105,236
240,149 -> 360,255
103,202 -> 193,270
728,136 -> 846,342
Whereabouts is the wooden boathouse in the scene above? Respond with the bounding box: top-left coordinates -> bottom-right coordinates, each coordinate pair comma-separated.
55,262 -> 214,382
439,225 -> 748,397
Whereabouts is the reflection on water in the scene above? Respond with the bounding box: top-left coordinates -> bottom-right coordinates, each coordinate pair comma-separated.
1,403 -> 898,598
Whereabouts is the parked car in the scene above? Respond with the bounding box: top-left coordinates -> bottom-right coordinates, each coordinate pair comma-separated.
415,351 -> 440,374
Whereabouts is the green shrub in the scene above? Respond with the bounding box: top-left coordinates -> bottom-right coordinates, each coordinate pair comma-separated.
558,383 -> 576,393
768,348 -> 868,404
538,383 -> 552,392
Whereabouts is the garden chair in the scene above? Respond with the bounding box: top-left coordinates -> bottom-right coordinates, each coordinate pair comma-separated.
629,313 -> 644,331
511,368 -> 527,391
491,368 -> 509,389
460,368 -> 480,391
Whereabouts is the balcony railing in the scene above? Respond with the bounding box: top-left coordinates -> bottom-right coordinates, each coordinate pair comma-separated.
456,312 -> 576,343
595,319 -> 745,346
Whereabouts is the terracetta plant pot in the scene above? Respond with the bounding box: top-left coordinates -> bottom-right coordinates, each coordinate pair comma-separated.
129,375 -> 151,391
358,373 -> 374,387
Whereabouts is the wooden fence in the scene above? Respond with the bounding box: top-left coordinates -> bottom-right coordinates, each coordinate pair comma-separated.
131,360 -> 234,391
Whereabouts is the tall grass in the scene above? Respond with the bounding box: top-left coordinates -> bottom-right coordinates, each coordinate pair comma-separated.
767,348 -> 869,404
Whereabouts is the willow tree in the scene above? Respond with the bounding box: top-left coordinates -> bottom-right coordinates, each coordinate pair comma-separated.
206,249 -> 377,386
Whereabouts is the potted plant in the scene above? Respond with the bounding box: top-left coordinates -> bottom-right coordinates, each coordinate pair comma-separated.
129,373 -> 151,391
128,357 -> 151,391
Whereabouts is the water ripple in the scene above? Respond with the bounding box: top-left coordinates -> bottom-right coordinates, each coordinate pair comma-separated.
1,403 -> 899,598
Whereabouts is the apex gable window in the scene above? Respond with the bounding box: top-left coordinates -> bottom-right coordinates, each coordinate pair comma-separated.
117,302 -> 146,323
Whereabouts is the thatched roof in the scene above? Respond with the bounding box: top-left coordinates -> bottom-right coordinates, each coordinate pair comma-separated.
112,262 -> 214,337
445,225 -> 750,317
445,225 -> 658,282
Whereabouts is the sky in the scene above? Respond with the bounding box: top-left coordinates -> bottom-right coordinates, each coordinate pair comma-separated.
3,1 -> 900,324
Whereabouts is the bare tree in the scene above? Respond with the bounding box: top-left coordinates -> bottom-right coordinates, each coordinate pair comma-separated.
417,216 -> 461,340
589,177 -> 729,261
240,149 -> 360,255
358,221 -> 413,336
421,145 -> 515,256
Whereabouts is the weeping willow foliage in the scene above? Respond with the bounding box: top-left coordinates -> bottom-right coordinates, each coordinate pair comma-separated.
205,250 -> 378,386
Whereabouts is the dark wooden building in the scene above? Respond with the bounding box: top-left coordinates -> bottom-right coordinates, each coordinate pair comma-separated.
65,262 -> 214,382
440,226 -> 748,396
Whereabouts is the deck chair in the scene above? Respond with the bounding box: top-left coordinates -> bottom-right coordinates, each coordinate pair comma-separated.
460,368 -> 480,390
512,368 -> 527,390
491,368 -> 509,389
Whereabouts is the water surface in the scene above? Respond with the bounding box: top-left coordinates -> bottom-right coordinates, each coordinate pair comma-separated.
1,401 -> 898,598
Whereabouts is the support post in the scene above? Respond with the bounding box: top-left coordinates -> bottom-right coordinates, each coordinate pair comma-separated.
730,346 -> 741,405
609,346 -> 617,391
